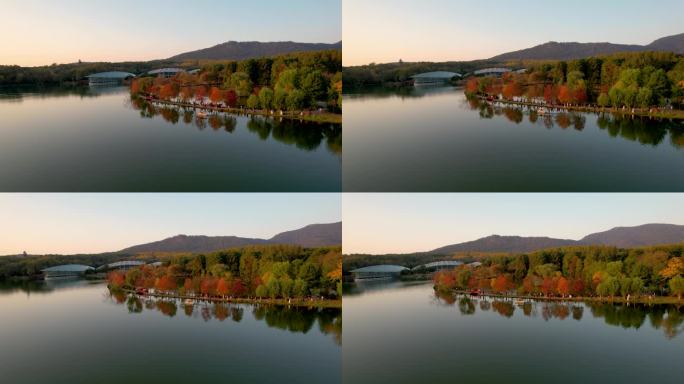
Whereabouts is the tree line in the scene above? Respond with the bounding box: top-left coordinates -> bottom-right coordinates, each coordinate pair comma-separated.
131,50 -> 342,113
342,60 -> 499,89
0,61 -> 176,86
467,51 -> 684,109
0,252 -> 145,279
108,245 -> 342,300
433,244 -> 684,300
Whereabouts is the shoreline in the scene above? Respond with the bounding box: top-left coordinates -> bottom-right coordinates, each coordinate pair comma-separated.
438,287 -> 684,305
116,287 -> 342,309
139,96 -> 342,124
475,95 -> 684,121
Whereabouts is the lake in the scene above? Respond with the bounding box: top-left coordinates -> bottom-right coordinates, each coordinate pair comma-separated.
343,86 -> 684,191
0,280 -> 341,384
0,87 -> 341,191
343,280 -> 683,384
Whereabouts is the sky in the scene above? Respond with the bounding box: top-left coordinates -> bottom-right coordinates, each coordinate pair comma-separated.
0,0 -> 341,66
343,0 -> 684,66
343,194 -> 684,255
0,194 -> 340,255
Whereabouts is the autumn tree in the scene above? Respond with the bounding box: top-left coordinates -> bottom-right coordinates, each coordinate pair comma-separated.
491,275 -> 514,294
557,277 -> 570,297
156,275 -> 177,292
217,278 -> 230,297
660,257 -> 684,279
210,87 -> 224,103
108,271 -> 125,288
224,89 -> 238,107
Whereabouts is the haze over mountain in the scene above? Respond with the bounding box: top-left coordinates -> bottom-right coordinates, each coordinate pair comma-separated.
491,33 -> 684,61
428,224 -> 684,255
120,222 -> 341,254
168,41 -> 342,61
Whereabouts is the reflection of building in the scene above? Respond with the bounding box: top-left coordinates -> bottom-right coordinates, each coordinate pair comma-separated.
42,264 -> 94,279
350,265 -> 408,280
147,68 -> 185,78
86,71 -> 136,86
412,71 -> 462,85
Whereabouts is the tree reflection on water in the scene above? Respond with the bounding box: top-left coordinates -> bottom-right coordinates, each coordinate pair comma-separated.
108,290 -> 341,345
435,292 -> 684,340
129,97 -> 341,155
467,97 -> 684,149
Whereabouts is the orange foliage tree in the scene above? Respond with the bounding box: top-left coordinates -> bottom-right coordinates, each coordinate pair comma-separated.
556,277 -> 570,296
217,278 -> 231,297
558,85 -> 572,104
210,87 -> 224,103
491,275 -> 514,293
108,271 -> 125,288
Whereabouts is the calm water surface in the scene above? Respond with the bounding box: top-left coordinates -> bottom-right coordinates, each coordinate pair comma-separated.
0,87 -> 341,191
343,280 -> 683,384
0,280 -> 341,384
344,87 -> 684,191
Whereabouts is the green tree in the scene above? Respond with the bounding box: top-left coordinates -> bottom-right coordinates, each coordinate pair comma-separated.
246,94 -> 259,109
669,276 -> 684,300
293,278 -> 308,297
275,69 -> 299,92
286,89 -> 306,111
228,72 -> 253,97
273,87 -> 288,110
300,69 -> 328,106
637,87 -> 653,108
258,87 -> 274,110
255,284 -> 268,298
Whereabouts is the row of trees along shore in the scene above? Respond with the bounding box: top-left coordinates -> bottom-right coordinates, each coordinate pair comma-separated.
130,50 -> 342,114
433,244 -> 684,300
466,52 -> 684,110
107,245 -> 342,302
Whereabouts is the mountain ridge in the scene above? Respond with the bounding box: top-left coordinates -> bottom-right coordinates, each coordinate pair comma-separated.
168,40 -> 342,61
120,222 -> 341,254
491,33 -> 684,61
427,223 -> 684,255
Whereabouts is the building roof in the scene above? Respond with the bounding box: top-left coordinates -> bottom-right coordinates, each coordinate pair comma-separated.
350,265 -> 409,273
86,71 -> 136,79
473,68 -> 512,76
41,264 -> 94,272
412,260 -> 463,270
412,71 -> 462,79
102,260 -> 146,269
148,68 -> 185,75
